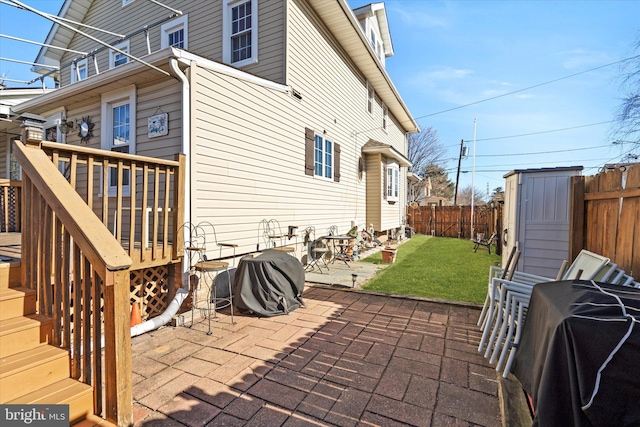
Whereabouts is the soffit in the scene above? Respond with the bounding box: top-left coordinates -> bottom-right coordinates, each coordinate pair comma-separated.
308,0 -> 418,134
362,139 -> 411,167
35,0 -> 92,68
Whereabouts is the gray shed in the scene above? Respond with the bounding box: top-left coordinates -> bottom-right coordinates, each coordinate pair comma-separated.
502,166 -> 583,278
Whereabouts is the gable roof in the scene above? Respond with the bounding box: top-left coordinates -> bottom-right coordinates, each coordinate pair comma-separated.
309,0 -> 418,134
33,0 -> 90,74
352,2 -> 394,57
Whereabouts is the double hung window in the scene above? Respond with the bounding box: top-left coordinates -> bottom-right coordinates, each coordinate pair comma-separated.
367,82 -> 374,115
101,86 -> 136,196
314,134 -> 333,179
386,162 -> 399,201
70,58 -> 88,83
109,40 -> 130,68
161,15 -> 188,49
223,0 -> 258,66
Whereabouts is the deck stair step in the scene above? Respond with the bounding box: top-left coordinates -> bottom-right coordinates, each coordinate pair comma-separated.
72,414 -> 119,427
6,377 -> 93,425
0,261 -> 21,289
0,286 -> 36,320
0,314 -> 53,358
0,345 -> 70,402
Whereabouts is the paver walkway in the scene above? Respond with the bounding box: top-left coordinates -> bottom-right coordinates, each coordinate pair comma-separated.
132,286 -> 501,427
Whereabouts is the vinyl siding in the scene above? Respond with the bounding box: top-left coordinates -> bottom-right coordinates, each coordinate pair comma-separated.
186,0 -> 408,255
59,0 -> 286,86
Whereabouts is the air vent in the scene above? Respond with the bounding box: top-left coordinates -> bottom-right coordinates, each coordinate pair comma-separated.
292,89 -> 302,101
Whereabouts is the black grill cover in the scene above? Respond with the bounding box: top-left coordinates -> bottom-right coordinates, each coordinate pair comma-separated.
232,249 -> 305,317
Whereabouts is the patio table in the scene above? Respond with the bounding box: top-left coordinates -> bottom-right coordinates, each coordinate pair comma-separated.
321,234 -> 354,267
511,280 -> 640,427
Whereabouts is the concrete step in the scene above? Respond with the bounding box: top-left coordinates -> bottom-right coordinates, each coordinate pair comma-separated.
0,286 -> 36,320
0,344 -> 70,402
6,377 -> 93,425
0,313 -> 52,358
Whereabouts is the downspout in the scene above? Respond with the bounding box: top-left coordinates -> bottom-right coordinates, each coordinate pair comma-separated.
131,57 -> 191,338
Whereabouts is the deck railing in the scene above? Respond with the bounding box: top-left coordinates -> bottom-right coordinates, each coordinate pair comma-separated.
0,179 -> 22,233
40,141 -> 185,268
13,138 -> 133,425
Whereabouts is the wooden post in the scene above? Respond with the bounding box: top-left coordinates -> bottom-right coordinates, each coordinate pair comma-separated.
569,176 -> 585,262
103,269 -> 133,426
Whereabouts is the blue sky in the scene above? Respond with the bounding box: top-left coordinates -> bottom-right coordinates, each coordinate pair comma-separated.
2,1 -> 640,195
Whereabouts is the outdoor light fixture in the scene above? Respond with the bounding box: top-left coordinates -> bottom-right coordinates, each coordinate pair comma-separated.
351,273 -> 358,288
58,118 -> 74,134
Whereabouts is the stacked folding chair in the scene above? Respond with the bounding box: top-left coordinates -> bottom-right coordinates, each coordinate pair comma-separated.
476,248 -> 630,378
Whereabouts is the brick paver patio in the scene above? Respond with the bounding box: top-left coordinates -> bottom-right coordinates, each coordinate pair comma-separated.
132,286 -> 501,427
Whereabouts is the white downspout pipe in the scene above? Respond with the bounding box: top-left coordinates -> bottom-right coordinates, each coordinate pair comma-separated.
130,57 -> 191,338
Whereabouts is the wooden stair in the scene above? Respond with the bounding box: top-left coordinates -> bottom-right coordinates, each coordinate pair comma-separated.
0,261 -> 95,425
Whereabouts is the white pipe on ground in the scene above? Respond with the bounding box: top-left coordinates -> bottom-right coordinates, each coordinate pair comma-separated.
130,288 -> 189,338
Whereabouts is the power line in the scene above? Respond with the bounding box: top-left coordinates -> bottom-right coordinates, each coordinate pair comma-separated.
442,121 -> 613,148
474,144 -> 616,158
416,54 -> 640,119
466,121 -> 614,143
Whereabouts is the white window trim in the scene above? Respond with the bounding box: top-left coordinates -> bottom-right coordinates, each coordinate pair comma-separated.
70,58 -> 88,83
386,161 -> 399,202
109,40 -> 130,69
222,0 -> 259,67
101,85 -> 136,197
367,81 -> 375,116
313,133 -> 334,181
161,14 -> 189,50
382,104 -> 388,132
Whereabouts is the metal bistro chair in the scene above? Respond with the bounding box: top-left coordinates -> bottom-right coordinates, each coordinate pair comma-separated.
302,226 -> 330,273
185,221 -> 237,334
258,219 -> 297,256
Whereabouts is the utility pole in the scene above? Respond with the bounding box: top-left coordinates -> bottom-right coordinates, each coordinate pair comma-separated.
454,139 -> 464,205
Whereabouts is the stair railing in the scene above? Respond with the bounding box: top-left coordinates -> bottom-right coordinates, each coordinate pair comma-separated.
13,138 -> 133,426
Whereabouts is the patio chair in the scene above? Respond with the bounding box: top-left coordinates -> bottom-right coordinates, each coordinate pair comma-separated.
478,249 -> 614,372
186,221 -> 237,333
258,219 -> 297,256
302,226 -> 330,273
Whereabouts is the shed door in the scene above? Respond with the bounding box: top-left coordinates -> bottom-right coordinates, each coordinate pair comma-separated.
502,174 -> 519,269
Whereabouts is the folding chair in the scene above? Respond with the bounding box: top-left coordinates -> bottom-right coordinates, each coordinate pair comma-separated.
302,226 -> 330,273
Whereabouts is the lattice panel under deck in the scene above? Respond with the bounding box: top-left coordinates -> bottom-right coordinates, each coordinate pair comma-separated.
130,266 -> 169,320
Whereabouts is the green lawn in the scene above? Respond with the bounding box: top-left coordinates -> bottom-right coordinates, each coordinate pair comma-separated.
360,235 -> 501,304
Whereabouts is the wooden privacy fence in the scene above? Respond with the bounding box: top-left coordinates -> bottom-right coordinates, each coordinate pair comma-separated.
571,163 -> 640,277
407,204 -> 502,246
0,179 -> 21,232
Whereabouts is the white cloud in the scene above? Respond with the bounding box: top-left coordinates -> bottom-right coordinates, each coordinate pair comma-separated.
558,49 -> 613,69
391,6 -> 449,29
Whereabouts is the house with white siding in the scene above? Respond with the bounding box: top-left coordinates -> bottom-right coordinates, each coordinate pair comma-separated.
8,0 -> 419,258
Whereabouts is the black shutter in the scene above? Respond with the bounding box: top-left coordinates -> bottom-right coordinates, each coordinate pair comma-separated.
305,128 -> 314,176
334,143 -> 341,182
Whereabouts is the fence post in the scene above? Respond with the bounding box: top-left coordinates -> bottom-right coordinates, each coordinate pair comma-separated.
569,176 -> 585,262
